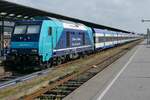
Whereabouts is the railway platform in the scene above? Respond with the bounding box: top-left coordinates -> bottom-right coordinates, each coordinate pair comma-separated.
64,40 -> 150,100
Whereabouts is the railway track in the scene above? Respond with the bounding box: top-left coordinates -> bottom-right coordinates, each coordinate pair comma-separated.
0,45 -> 113,89
0,68 -> 54,89
21,40 -> 142,100
0,40 -> 142,99
0,72 -> 12,80
35,48 -> 127,100
0,54 -> 88,90
0,54 -> 97,90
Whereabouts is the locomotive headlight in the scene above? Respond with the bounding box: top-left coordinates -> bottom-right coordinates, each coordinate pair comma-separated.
32,49 -> 38,53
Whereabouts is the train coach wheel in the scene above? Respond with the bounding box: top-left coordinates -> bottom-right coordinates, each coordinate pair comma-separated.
61,56 -> 66,63
79,52 -> 86,58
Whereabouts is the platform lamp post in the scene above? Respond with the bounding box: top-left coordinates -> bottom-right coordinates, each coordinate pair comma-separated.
141,19 -> 150,45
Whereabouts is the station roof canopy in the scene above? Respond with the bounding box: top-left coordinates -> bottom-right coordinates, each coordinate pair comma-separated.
0,0 -> 130,33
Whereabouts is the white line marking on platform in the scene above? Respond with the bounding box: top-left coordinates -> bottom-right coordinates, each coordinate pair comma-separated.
96,47 -> 139,100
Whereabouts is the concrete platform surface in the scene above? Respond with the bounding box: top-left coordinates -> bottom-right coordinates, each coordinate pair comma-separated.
0,57 -> 5,75
64,41 -> 150,100
96,41 -> 150,100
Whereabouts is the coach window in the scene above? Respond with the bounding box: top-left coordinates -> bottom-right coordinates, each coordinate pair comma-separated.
106,37 -> 108,42
109,37 -> 111,41
66,32 -> 70,47
99,37 -> 101,42
96,37 -> 99,43
99,37 -> 102,42
14,25 -> 27,34
115,37 -> 118,41
104,37 -> 107,42
82,32 -> 85,45
48,27 -> 52,35
102,37 -> 105,42
112,37 -> 114,41
108,37 -> 110,42
110,37 -> 112,41
113,37 -> 115,41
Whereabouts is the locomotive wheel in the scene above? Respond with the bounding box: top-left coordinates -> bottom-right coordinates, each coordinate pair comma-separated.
57,57 -> 62,65
46,60 -> 53,68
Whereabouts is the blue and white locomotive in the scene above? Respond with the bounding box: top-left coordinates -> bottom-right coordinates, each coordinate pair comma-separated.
7,19 -> 94,68
6,19 -> 141,69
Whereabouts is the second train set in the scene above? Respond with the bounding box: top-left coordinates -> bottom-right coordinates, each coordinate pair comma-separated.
6,19 -> 141,69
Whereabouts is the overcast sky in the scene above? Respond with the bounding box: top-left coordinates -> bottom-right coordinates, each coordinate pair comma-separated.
7,0 -> 150,33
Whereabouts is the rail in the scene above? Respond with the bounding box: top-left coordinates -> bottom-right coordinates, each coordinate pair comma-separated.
0,68 -> 53,89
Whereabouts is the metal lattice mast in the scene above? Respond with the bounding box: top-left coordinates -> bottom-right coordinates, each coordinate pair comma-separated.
147,28 -> 150,45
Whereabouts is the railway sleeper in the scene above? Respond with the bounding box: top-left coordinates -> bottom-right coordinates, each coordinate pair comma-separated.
45,94 -> 65,97
63,83 -> 82,87
75,77 -> 91,82
84,71 -> 98,78
46,90 -> 71,96
54,95 -> 66,99
56,86 -> 77,90
38,94 -> 55,99
66,80 -> 85,84
39,94 -> 65,100
68,79 -> 87,83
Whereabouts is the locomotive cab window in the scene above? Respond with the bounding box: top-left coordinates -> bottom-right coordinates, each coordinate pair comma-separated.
27,25 -> 40,34
48,27 -> 52,35
14,25 -> 27,34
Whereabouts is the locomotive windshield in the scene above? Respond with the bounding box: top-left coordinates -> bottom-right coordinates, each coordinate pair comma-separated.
27,25 -> 40,34
14,25 -> 27,34
14,25 -> 40,35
